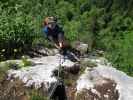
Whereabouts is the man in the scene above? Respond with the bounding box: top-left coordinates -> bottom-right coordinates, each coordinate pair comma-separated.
42,16 -> 65,49
42,17 -> 80,61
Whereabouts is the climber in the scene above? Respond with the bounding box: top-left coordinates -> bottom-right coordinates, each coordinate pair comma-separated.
42,16 -> 80,61
42,16 -> 65,49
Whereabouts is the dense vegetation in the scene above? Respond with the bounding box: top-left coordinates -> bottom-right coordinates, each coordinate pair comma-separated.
0,0 -> 133,76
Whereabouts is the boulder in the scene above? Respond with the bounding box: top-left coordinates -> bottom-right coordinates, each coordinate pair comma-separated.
72,41 -> 88,55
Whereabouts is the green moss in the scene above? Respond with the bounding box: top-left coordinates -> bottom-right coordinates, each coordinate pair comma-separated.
21,56 -> 32,67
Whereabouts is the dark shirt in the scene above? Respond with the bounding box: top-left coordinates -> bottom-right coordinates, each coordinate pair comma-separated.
43,25 -> 64,38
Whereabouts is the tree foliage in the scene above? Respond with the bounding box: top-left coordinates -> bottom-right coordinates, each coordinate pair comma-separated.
0,0 -> 133,75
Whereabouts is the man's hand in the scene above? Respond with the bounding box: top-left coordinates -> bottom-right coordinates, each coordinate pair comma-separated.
54,42 -> 63,49
54,43 -> 59,49
59,42 -> 63,48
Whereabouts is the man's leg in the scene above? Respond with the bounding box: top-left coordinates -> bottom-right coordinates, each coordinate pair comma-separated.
49,34 -> 64,49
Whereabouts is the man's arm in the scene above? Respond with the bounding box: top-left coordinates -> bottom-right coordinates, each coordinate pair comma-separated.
47,35 -> 61,49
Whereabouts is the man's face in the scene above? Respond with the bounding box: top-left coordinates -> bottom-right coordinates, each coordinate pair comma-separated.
48,22 -> 56,29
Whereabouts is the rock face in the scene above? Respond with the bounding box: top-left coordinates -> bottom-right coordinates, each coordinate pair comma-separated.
76,79 -> 119,100
76,68 -> 119,100
0,78 -> 29,100
8,54 -> 75,89
5,53 -> 133,100
76,58 -> 133,100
